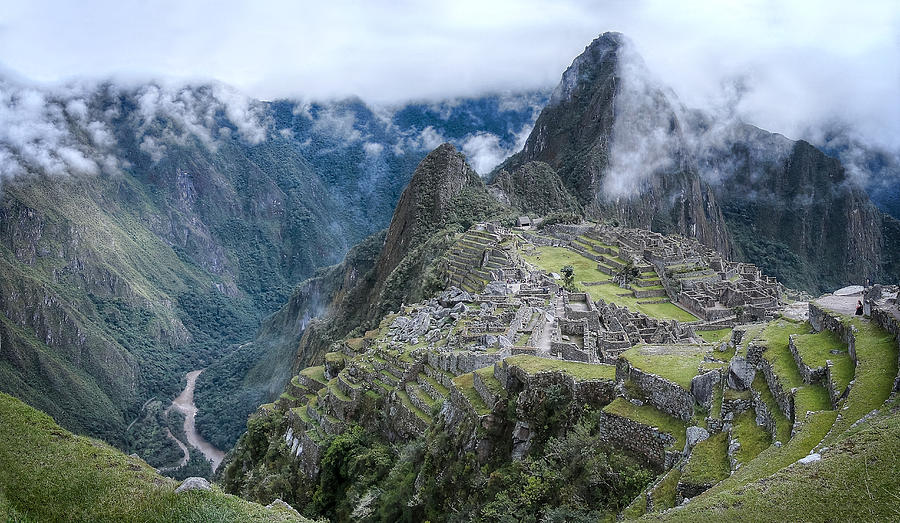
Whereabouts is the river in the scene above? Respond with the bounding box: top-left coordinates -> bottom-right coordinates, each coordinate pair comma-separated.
170,369 -> 225,472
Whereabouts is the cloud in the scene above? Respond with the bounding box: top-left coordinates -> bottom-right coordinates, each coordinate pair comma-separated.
0,76 -> 272,182
0,0 -> 897,184
461,123 -> 533,175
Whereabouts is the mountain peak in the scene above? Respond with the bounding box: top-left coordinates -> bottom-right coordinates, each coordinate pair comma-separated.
374,143 -> 482,281
548,32 -> 629,107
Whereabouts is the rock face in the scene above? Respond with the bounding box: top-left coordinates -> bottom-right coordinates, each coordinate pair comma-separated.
489,161 -> 581,216
374,143 -> 485,282
499,32 -> 732,255
698,123 -> 890,292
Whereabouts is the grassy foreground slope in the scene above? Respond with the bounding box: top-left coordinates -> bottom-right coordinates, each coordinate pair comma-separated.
0,393 -> 310,522
650,395 -> 900,522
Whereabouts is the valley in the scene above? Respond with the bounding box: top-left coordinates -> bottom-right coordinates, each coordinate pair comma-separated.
0,20 -> 898,522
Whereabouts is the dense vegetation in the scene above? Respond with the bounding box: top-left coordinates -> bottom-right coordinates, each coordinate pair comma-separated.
224,408 -> 653,522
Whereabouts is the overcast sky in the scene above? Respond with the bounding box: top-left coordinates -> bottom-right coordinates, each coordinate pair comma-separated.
1,0 -> 899,149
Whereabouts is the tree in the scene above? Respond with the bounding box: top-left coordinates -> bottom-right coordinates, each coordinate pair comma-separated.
561,265 -> 577,292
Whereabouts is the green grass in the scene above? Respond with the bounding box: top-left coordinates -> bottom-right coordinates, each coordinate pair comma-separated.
603,398 -> 688,449
521,245 -> 697,321
300,365 -> 327,385
648,467 -> 681,512
327,378 -> 351,402
731,410 -> 771,465
504,354 -> 616,381
757,319 -> 834,422
681,432 -> 730,485
793,385 -> 832,416
697,328 -> 732,343
791,331 -> 854,393
420,373 -> 449,397
0,393 -> 308,522
619,345 -> 708,389
452,373 -> 491,416
751,373 -> 792,443
474,366 -> 504,396
758,319 -> 810,391
645,403 -> 900,522
821,318 -> 898,445
703,410 -> 837,498
396,390 -> 431,423
709,383 -> 723,421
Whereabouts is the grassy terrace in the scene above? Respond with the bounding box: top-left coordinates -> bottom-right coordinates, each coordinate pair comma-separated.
619,345 -> 710,389
504,354 -> 616,381
0,394 -> 308,522
652,410 -> 865,521
420,373 -> 449,397
697,328 -> 732,343
300,365 -> 327,385
474,366 -> 504,396
731,410 -> 771,465
821,316 -> 898,445
622,467 -> 681,519
452,373 -> 491,416
757,319 -> 832,417
751,374 -> 792,443
396,389 -> 431,423
521,245 -> 697,322
681,432 -> 730,486
792,331 -> 854,393
603,397 -> 688,450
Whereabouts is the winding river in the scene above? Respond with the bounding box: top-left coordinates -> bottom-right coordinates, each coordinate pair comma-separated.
170,369 -> 225,472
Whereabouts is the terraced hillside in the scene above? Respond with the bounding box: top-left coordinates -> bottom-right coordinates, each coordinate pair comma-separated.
221,220 -> 900,520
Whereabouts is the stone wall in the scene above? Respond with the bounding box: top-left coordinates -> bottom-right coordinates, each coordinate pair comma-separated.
756,357 -> 794,422
788,335 -> 827,384
599,411 -> 680,469
428,350 -> 502,375
616,359 -> 695,421
750,388 -> 779,441
868,303 -> 900,391
494,361 -> 615,409
809,303 -> 858,364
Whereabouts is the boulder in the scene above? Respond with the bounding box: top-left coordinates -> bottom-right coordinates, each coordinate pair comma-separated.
727,357 -> 756,390
266,498 -> 302,517
684,426 -> 710,453
175,477 -> 211,494
438,287 -> 474,307
510,421 -> 533,460
691,370 -> 720,407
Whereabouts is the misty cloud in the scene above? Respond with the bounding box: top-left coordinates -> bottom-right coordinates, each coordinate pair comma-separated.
0,77 -> 272,183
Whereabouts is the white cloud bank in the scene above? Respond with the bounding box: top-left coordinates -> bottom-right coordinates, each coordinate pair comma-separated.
0,0 -> 897,160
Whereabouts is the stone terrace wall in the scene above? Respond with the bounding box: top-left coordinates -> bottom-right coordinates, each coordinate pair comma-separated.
788,335 -> 826,384
756,357 -> 794,422
750,388 -> 779,441
868,304 -> 900,391
494,361 -> 615,408
809,303 -> 858,364
428,350 -> 502,376
616,359 -> 695,421
599,411 -> 680,469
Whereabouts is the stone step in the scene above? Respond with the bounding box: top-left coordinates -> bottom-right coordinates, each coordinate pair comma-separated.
424,364 -> 455,389
417,372 -> 450,402
405,382 -> 435,413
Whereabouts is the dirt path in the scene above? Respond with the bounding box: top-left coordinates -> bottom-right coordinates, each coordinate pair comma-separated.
171,369 -> 225,472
